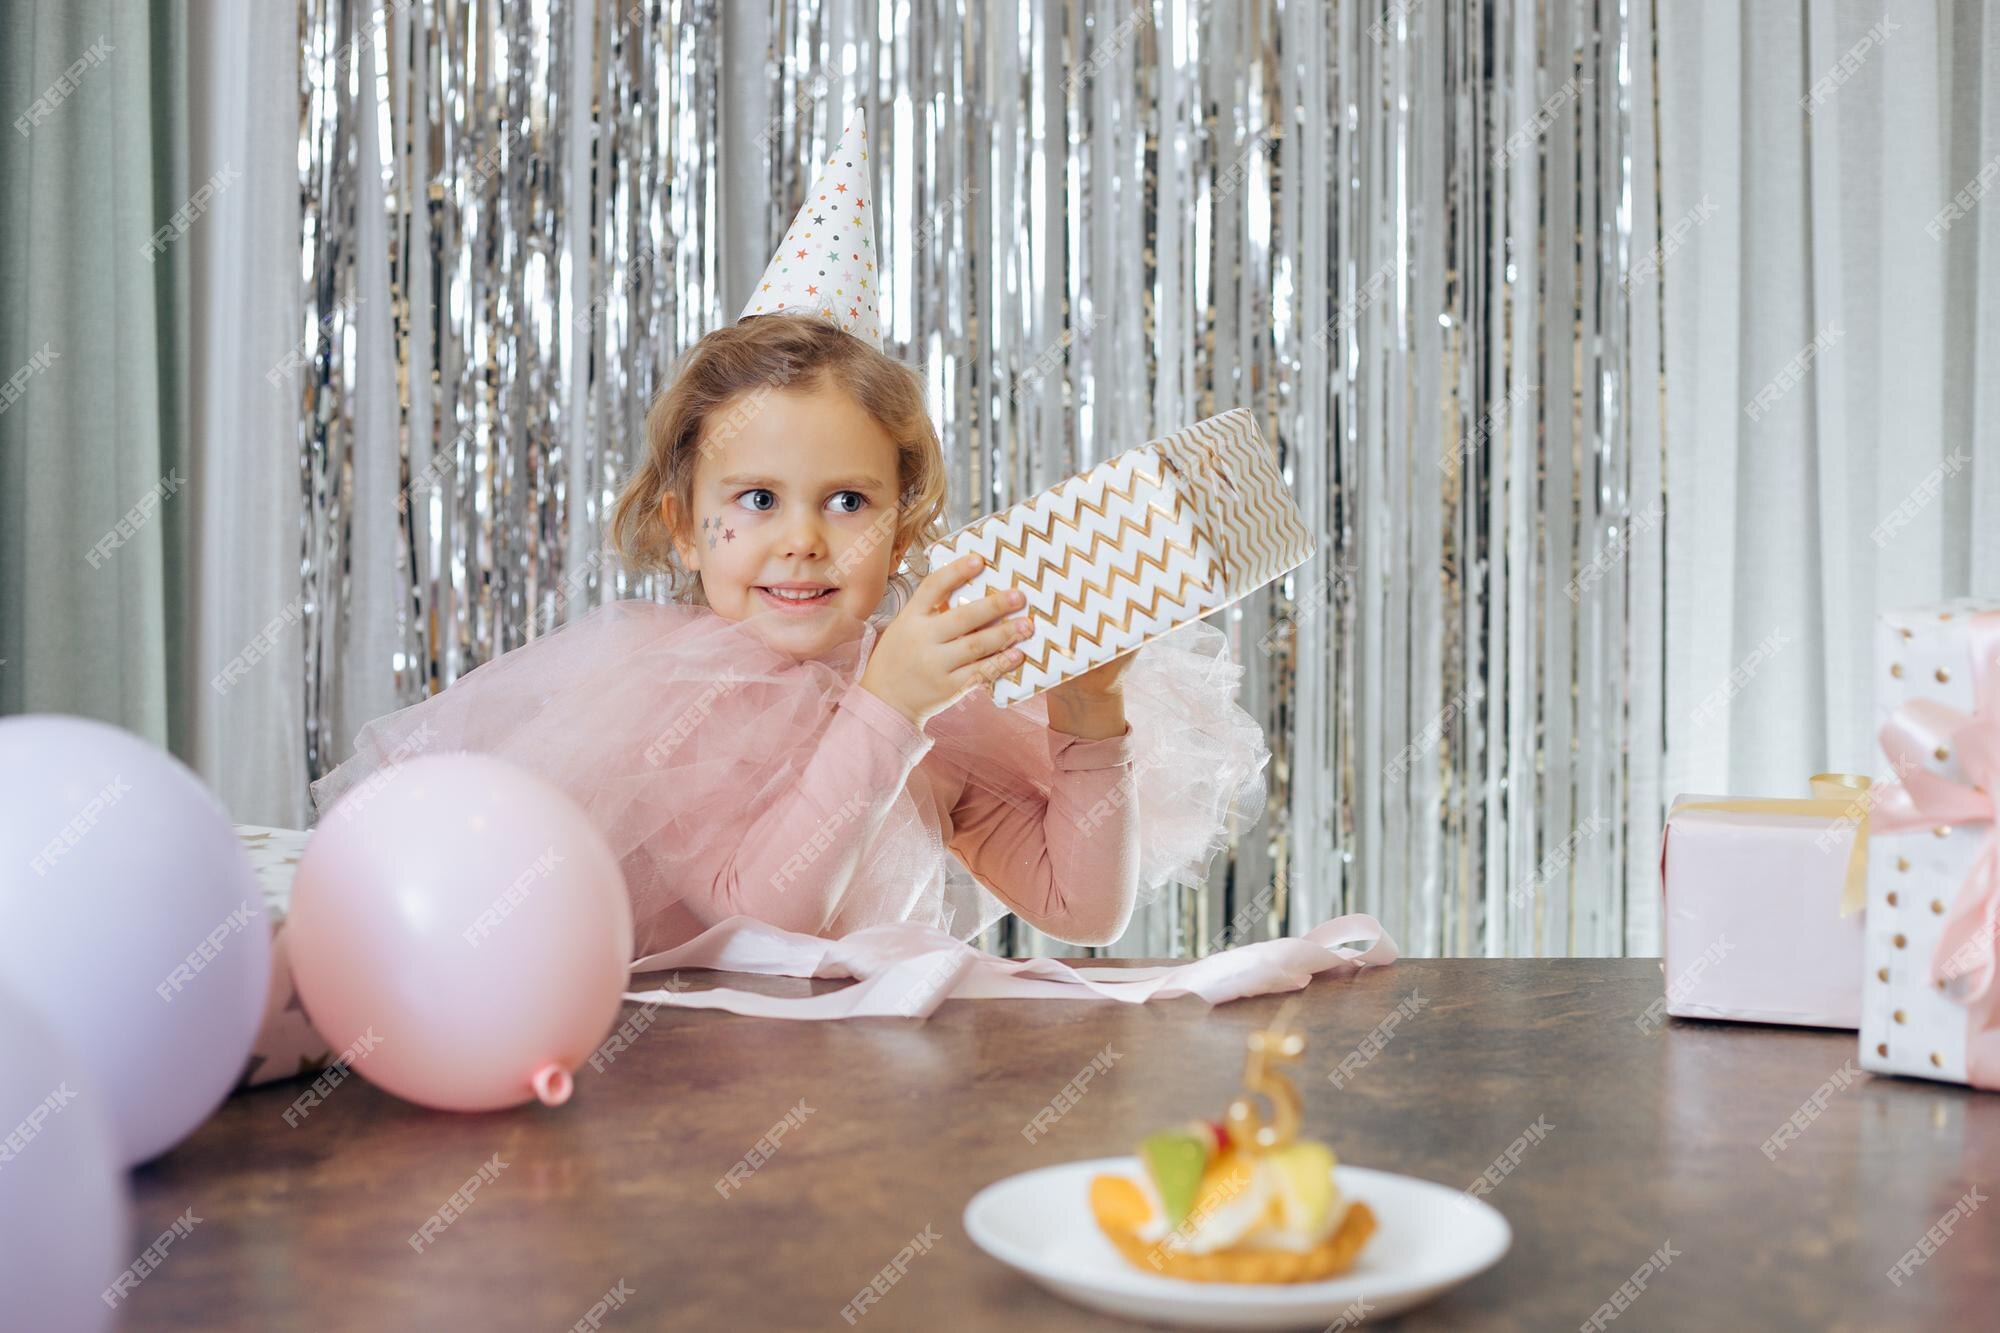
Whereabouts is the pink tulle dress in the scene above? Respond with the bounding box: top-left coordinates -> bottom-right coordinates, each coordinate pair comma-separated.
308,601 -> 1268,956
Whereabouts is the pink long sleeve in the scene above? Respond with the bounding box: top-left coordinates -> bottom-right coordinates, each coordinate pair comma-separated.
942,725 -> 1140,946
691,679 -> 935,935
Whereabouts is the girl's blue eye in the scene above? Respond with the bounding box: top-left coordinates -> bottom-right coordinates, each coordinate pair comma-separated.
733,489 -> 868,514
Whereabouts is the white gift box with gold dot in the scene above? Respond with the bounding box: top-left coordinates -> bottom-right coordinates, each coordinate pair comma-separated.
1860,597 -> 2000,1089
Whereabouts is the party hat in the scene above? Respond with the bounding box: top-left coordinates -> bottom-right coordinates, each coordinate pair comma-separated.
741,110 -> 883,349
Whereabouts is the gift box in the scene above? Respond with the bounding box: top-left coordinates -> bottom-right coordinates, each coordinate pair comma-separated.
1859,598 -> 2000,1090
1658,778 -> 1869,1028
927,408 -> 1315,705
231,825 -> 336,1090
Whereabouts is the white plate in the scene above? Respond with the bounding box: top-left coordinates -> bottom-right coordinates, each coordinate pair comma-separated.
963,1157 -> 1509,1330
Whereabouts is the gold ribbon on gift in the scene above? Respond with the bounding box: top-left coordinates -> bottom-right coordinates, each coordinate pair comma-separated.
1668,774 -> 1874,917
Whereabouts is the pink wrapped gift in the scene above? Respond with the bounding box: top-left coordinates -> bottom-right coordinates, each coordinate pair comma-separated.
1860,599 -> 2000,1090
1658,779 -> 1868,1028
232,826 -> 335,1089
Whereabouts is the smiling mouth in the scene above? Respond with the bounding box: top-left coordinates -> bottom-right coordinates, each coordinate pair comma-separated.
756,585 -> 838,605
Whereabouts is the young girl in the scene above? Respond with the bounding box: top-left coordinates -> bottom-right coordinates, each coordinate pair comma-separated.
309,311 -> 1267,955
312,110 -> 1265,954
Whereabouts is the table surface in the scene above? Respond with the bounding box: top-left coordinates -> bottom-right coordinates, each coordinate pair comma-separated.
127,958 -> 1999,1332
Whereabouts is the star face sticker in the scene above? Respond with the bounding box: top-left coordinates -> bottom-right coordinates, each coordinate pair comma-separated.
722,528 -> 736,543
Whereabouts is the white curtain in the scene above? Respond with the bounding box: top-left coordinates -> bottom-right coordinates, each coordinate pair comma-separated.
1658,0 -> 2000,806
186,0 -> 306,827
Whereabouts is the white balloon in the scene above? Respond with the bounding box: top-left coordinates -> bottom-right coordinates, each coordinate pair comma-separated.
0,981 -> 129,1333
0,715 -> 271,1166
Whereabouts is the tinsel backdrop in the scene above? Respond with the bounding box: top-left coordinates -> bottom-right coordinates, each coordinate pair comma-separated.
296,0 -> 1667,959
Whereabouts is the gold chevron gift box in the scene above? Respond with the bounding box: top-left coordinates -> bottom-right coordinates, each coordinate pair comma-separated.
927,408 -> 1316,705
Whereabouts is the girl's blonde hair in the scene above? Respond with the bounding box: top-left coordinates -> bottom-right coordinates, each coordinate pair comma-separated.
611,314 -> 948,611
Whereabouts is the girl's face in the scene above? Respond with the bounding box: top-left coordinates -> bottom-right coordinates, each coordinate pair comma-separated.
665,379 -> 904,658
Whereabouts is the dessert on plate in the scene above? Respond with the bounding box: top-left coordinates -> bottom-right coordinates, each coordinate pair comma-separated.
1088,999 -> 1377,1283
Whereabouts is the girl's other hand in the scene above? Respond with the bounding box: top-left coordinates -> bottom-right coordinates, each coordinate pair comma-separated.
859,554 -> 1033,728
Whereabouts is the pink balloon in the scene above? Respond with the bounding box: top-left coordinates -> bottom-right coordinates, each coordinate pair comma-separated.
289,753 -> 634,1112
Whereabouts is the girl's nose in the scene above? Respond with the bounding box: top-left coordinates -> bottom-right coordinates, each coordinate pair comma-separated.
780,514 -> 826,559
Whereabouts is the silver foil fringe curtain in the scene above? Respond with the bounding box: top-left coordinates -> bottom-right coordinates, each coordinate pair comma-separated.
296,0 -> 1668,960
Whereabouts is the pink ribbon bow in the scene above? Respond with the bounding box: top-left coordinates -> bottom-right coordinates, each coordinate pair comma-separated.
1869,612 -> 2000,1002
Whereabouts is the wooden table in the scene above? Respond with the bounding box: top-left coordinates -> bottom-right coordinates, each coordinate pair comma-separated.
127,958 -> 1998,1330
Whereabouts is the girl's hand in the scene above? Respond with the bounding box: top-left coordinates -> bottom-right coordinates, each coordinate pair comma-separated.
1049,652 -> 1135,700
859,554 -> 1035,728
1046,653 -> 1134,739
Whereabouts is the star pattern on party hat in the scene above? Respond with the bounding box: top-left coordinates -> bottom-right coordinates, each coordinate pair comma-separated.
740,109 -> 882,349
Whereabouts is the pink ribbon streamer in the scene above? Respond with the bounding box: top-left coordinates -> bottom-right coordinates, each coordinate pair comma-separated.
624,914 -> 1397,1019
1869,611 -> 2000,1087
